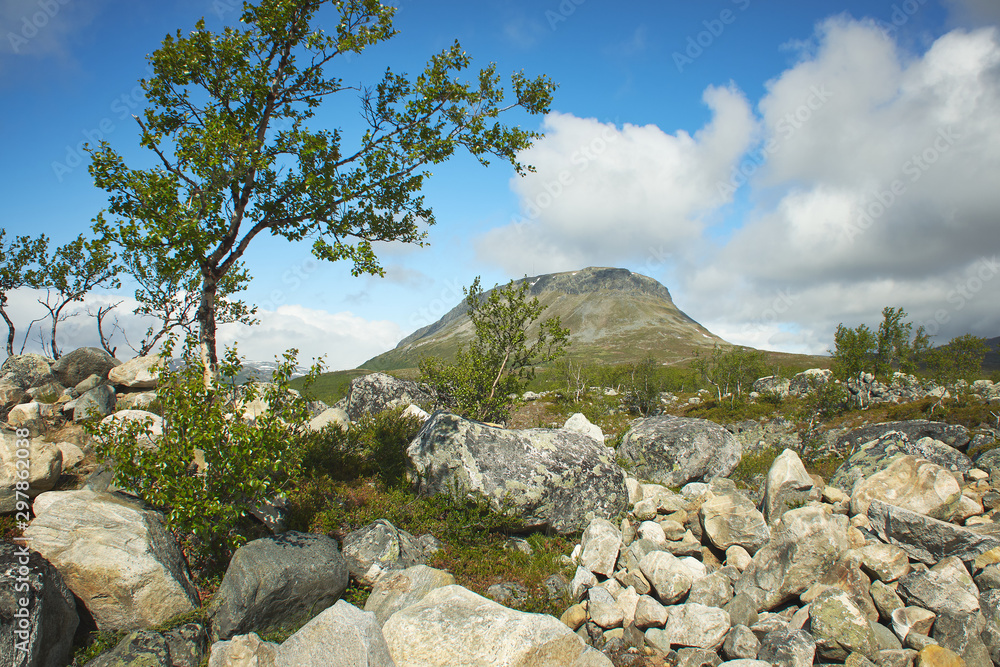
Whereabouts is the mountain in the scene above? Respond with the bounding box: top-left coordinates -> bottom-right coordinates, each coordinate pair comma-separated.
361,267 -> 729,372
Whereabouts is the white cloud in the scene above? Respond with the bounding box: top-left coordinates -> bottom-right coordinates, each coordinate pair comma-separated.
0,0 -> 103,60
475,85 -> 756,276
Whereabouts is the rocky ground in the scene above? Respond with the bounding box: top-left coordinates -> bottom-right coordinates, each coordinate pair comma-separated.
1,349 -> 1000,666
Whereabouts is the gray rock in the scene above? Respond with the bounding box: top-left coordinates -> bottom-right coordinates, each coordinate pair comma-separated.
895,568 -> 979,617
87,624 -> 206,667
850,455 -> 962,520
867,499 -> 1000,564
734,506 -> 850,612
788,368 -> 831,397
74,374 -> 103,395
345,372 -> 434,421
563,412 -> 604,444
207,632 -> 278,667
588,586 -> 624,629
381,584 -> 608,666
752,376 -> 790,399
275,600 -> 394,667
24,490 -> 198,631
341,519 -> 427,583
761,448 -> 815,525
365,565 -> 456,627
700,492 -> 770,555
809,588 -> 880,662
107,355 -> 163,389
757,627 -> 817,667
486,581 -> 529,607
930,611 -> 990,664
639,551 -> 693,605
0,355 -> 56,390
0,382 -> 26,416
675,647 -> 723,666
835,419 -> 970,453
616,416 -> 743,488
659,603 -> 732,650
50,347 -> 120,389
208,531 -> 349,642
688,571 -> 734,608
0,541 -> 78,667
580,518 -> 622,578
407,412 -> 628,534
857,543 -> 910,583
72,385 -> 116,422
0,434 -> 62,512
722,625 -> 760,660
634,595 -> 668,629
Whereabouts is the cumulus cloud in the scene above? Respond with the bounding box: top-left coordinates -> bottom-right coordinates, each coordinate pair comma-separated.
475,85 -> 756,275
480,17 -> 1000,355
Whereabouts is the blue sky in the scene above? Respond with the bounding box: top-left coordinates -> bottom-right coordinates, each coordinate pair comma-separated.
2,0 -> 999,369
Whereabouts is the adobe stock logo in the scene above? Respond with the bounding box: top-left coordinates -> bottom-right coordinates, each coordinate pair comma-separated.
6,0 -> 72,53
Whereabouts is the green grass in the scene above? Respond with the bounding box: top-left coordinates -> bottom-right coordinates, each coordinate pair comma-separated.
289,369 -> 370,405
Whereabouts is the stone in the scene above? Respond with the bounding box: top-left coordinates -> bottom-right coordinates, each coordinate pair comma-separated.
345,372 -> 434,421
274,600 -> 394,667
580,518 -> 622,577
23,489 -> 199,631
634,594 -> 668,629
809,588 -> 880,662
858,543 -> 911,582
871,580 -> 905,621
207,632 -> 279,667
930,610 -> 989,664
616,416 -> 743,488
675,647 -> 723,667
0,354 -> 56,390
808,551 -> 879,623
757,627 -> 817,667
341,519 -> 428,583
831,426 -> 971,492
6,402 -> 53,429
382,584 -> 611,666
0,381 -> 26,414
408,412 -> 628,534
916,644 -> 965,666
700,492 -> 770,555
0,434 -> 62,511
639,551 -> 693,605
657,603 -> 731,650
88,624 -> 207,667
637,520 -> 667,547
734,506 -> 850,612
0,541 -> 78,667
753,376 -> 790,399
307,406 -> 349,431
107,355 -> 163,389
365,564 -> 455,627
572,566 -> 598,600
50,347 -> 120,388
851,455 -> 962,519
867,499 -> 1000,564
687,571 -> 734,608
589,586 -> 625,629
724,592 -> 759,628
54,441 -> 85,469
896,568 -> 979,618
725,546 -> 753,572
722,624 -> 760,661
761,448 -> 816,525
564,412 -> 604,444
74,374 -> 103,395
561,603 -> 588,631
207,531 -> 349,642
486,581 -> 528,607
788,368 -> 831,396
99,410 -> 164,449
402,404 -> 430,422
72,385 -> 116,421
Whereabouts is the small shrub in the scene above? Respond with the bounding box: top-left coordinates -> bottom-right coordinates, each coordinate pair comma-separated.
729,447 -> 781,489
759,390 -> 785,406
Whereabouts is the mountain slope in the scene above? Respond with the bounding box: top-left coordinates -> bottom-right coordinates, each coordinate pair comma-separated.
361,267 -> 729,372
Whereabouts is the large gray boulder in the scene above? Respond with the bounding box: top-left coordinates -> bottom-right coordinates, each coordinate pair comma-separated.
830,429 -> 972,493
107,355 -> 163,389
616,416 -> 743,488
867,499 -> 1000,564
23,490 -> 199,631
345,372 -> 434,421
734,505 -> 851,612
365,565 -> 456,627
835,420 -> 970,453
208,531 -> 349,642
0,541 -> 78,667
760,448 -> 816,525
86,623 -> 206,667
341,520 -> 430,583
407,412 -> 628,534
72,385 -> 116,422
275,600 -> 394,667
700,491 -> 770,555
50,347 -> 120,389
850,455 -> 962,519
0,355 -> 56,390
381,584 -> 611,666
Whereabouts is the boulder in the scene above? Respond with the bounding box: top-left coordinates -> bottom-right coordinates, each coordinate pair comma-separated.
788,368 -> 831,396
0,382 -> 26,414
809,588 -> 880,662
98,410 -> 164,450
0,354 -> 56,390
50,347 -> 120,388
274,600 -> 395,667
563,413 -> 604,445
208,531 -> 349,642
639,550 -> 694,605
0,541 -> 78,667
72,385 -> 116,422
107,355 -> 163,389
752,376 -> 790,399
756,627 -> 817,667
87,623 -> 206,667
761,449 -> 816,524
0,434 -> 62,512
23,489 -> 199,631
836,420 -> 970,453
850,455 -> 962,519
115,391 -> 159,411
207,632 -> 279,667
307,406 -> 349,431
381,584 -> 611,667
407,412 -> 628,534
345,372 -> 434,421
896,568 -> 979,617
867,499 -> 1000,564
857,543 -> 911,583
654,603 -> 731,650
580,518 -> 622,577
341,520 -> 429,583
365,564 -> 456,627
734,505 -> 851,612
616,416 -> 743,488
700,491 -> 770,555
7,402 -> 54,430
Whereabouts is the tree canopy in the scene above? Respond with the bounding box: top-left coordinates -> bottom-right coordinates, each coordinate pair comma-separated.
88,0 -> 556,382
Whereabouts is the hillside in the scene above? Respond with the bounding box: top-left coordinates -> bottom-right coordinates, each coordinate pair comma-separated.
361,267 -> 730,372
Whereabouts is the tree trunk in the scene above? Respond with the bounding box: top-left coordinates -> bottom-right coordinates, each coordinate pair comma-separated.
1,306 -> 14,357
198,273 -> 219,389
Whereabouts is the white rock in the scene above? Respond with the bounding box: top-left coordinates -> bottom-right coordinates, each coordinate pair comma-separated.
0,434 -> 62,511
308,406 -> 349,431
276,600 -> 394,667
7,401 -> 54,428
580,518 -> 622,577
637,521 -> 667,547
656,602 -> 731,650
99,410 -> 164,450
107,355 -> 163,389
208,632 -> 279,667
402,404 -> 430,422
639,551 -> 693,605
563,413 -> 604,445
